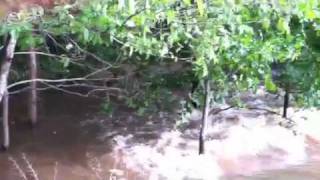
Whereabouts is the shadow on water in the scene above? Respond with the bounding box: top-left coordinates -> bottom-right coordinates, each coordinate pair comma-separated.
0,90 -> 121,180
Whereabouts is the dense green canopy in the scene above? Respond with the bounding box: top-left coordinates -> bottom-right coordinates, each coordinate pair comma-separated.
1,0 -> 320,110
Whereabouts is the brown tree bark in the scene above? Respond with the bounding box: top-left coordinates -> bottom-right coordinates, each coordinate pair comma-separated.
29,48 -> 37,126
283,87 -> 289,118
199,78 -> 210,155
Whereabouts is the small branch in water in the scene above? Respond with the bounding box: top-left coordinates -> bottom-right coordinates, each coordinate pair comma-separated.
245,107 -> 296,125
209,106 -> 234,115
53,162 -> 58,180
8,156 -> 28,180
246,107 -> 279,115
208,105 -> 295,125
22,153 -> 40,180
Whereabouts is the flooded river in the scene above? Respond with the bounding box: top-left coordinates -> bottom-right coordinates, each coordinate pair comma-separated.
225,161 -> 320,180
0,91 -> 319,180
0,91 -> 122,180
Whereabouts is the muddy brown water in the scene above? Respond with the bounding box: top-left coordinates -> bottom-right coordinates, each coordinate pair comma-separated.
0,91 -> 319,180
224,161 -> 320,180
0,91 -> 128,180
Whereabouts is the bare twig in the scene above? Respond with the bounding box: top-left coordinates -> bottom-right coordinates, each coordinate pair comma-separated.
22,153 -> 39,180
246,107 -> 279,115
120,8 -> 146,27
84,66 -> 114,78
44,33 -> 67,52
86,88 -> 123,96
15,51 -> 60,58
245,107 -> 295,123
7,75 -> 125,97
68,38 -> 113,67
14,51 -> 87,68
7,78 -> 86,89
39,81 -> 125,97
208,105 -> 295,124
209,106 -> 234,115
53,162 -> 58,180
8,156 -> 28,180
39,82 -> 96,97
7,76 -> 122,89
9,86 -> 31,95
87,154 -> 103,180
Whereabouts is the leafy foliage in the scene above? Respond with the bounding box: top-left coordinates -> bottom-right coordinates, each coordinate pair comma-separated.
1,0 -> 320,113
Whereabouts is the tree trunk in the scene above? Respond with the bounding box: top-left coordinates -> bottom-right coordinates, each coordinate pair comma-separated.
2,90 -> 9,150
283,88 -> 289,118
0,33 -> 17,150
29,48 -> 37,126
199,78 -> 210,155
0,34 -> 17,103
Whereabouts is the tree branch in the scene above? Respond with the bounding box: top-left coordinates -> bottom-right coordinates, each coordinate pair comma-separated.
14,51 -> 89,68
7,78 -> 85,89
120,8 -> 146,27
68,38 -> 113,67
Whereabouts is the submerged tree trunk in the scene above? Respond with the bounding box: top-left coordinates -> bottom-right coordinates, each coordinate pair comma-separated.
0,33 -> 17,150
2,90 -> 9,150
29,48 -> 37,126
199,78 -> 210,155
283,88 -> 289,118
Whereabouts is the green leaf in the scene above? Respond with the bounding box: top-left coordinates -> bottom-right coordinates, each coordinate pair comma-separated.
196,0 -> 205,16
128,0 -> 136,14
265,74 -> 277,92
62,56 -> 70,68
195,57 -> 208,78
235,0 -> 242,4
279,0 -> 287,7
262,18 -> 270,30
183,0 -> 192,6
83,28 -> 90,42
277,17 -> 290,35
306,10 -> 316,20
166,10 -> 176,24
137,107 -> 146,116
10,29 -> 19,40
102,102 -> 114,117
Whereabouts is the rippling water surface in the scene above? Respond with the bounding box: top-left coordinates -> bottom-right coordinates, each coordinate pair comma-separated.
0,91 -> 319,180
